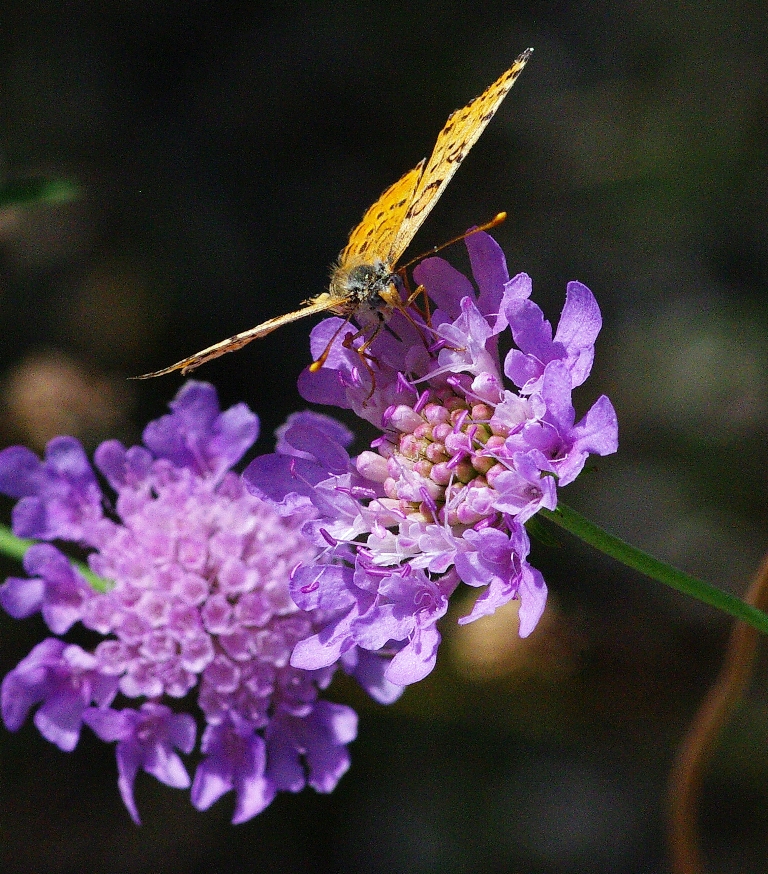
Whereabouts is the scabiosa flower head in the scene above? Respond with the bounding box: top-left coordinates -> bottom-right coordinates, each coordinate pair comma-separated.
245,232 -> 618,685
0,381 -> 400,823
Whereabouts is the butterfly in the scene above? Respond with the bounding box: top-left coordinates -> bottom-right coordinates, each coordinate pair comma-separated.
138,47 -> 532,379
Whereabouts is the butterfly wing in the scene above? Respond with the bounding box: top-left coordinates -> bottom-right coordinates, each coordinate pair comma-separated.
139,50 -> 532,380
140,164 -> 428,379
337,160 -> 425,267
388,47 -> 532,264
135,293 -> 347,378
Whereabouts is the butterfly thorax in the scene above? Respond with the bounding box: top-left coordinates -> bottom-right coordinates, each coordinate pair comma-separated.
326,257 -> 401,325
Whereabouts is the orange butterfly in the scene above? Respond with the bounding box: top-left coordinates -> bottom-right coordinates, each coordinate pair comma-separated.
138,48 -> 532,379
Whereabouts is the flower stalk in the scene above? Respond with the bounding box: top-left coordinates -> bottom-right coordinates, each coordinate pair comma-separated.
0,524 -> 110,592
540,504 -> 768,635
667,548 -> 768,874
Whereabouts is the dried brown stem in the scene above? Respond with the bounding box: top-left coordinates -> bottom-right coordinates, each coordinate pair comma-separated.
668,549 -> 768,874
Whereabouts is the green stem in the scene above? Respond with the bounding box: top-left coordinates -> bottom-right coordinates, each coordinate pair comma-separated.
540,503 -> 768,635
0,525 -> 33,564
0,524 -> 112,593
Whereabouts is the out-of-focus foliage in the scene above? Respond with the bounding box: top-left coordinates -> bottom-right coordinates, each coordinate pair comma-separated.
0,178 -> 79,209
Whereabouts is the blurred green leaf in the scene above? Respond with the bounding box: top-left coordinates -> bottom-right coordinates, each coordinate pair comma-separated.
0,178 -> 80,209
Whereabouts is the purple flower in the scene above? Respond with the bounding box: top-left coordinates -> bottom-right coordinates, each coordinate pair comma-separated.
454,524 -> 547,634
191,693 -> 358,825
0,438 -> 106,542
191,714 -> 273,824
245,233 -> 618,685
350,568 -> 458,685
0,382 -> 397,823
290,562 -> 459,686
1,639 -> 117,752
265,700 -> 357,793
0,543 -> 93,634
84,702 -> 195,824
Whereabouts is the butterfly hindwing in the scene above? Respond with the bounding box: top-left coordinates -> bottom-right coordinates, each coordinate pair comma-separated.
338,161 -> 425,268
136,294 -> 348,377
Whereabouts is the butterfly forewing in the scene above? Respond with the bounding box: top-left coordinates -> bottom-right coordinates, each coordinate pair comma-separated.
388,47 -> 532,264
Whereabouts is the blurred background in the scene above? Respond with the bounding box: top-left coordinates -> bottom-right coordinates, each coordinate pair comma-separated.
1,2 -> 767,872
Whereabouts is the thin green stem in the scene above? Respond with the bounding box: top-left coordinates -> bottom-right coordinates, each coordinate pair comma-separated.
0,525 -> 34,563
0,523 -> 112,593
540,503 -> 768,635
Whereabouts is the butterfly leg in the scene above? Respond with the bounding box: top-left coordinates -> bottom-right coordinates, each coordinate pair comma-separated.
308,311 -> 382,400
308,313 -> 356,372
391,272 -> 453,357
401,280 -> 469,358
394,269 -> 430,323
405,283 -> 432,322
340,320 -> 384,400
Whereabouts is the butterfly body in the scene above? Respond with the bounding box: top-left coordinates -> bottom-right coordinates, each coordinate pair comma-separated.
328,257 -> 401,323
138,48 -> 532,379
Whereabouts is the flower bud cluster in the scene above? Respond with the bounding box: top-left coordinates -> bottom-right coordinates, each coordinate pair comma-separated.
0,383 -> 389,823
359,391 -> 533,528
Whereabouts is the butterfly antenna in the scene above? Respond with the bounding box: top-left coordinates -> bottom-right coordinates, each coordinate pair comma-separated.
399,211 -> 507,271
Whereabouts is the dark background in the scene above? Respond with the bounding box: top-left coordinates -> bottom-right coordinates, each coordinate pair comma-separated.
1,2 -> 768,872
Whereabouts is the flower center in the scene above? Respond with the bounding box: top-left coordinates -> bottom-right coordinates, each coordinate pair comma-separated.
359,387 -> 514,527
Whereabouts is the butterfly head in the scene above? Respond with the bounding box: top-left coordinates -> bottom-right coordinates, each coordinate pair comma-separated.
328,257 -> 401,324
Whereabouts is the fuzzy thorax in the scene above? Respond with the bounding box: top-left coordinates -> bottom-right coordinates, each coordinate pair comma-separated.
327,257 -> 401,325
